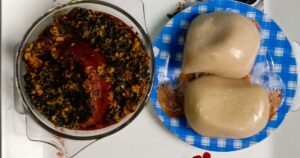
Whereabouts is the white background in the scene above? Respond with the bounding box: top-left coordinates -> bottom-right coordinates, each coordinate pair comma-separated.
2,0 -> 300,158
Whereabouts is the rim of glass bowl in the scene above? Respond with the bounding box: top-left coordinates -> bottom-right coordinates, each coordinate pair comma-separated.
15,0 -> 154,140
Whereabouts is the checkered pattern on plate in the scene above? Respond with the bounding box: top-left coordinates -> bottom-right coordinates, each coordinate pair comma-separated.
150,0 -> 297,152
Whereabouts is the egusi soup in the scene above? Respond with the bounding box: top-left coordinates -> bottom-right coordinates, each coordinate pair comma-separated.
22,8 -> 150,130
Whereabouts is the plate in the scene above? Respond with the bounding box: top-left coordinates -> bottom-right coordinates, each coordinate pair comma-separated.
150,0 -> 297,152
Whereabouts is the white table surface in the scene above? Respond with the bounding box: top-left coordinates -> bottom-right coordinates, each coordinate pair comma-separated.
2,0 -> 300,158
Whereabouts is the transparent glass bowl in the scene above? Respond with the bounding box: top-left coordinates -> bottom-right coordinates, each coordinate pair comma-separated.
15,0 -> 154,140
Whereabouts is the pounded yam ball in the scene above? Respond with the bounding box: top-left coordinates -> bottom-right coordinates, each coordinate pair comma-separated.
184,76 -> 270,138
182,12 -> 260,79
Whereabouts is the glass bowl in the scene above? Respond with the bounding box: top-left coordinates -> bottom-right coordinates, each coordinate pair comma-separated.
15,0 -> 154,140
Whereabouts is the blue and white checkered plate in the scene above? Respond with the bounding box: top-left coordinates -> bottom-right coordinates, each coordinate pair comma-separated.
150,0 -> 297,152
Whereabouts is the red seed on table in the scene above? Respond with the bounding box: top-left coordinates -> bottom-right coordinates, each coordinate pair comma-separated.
193,155 -> 202,158
203,152 -> 211,158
